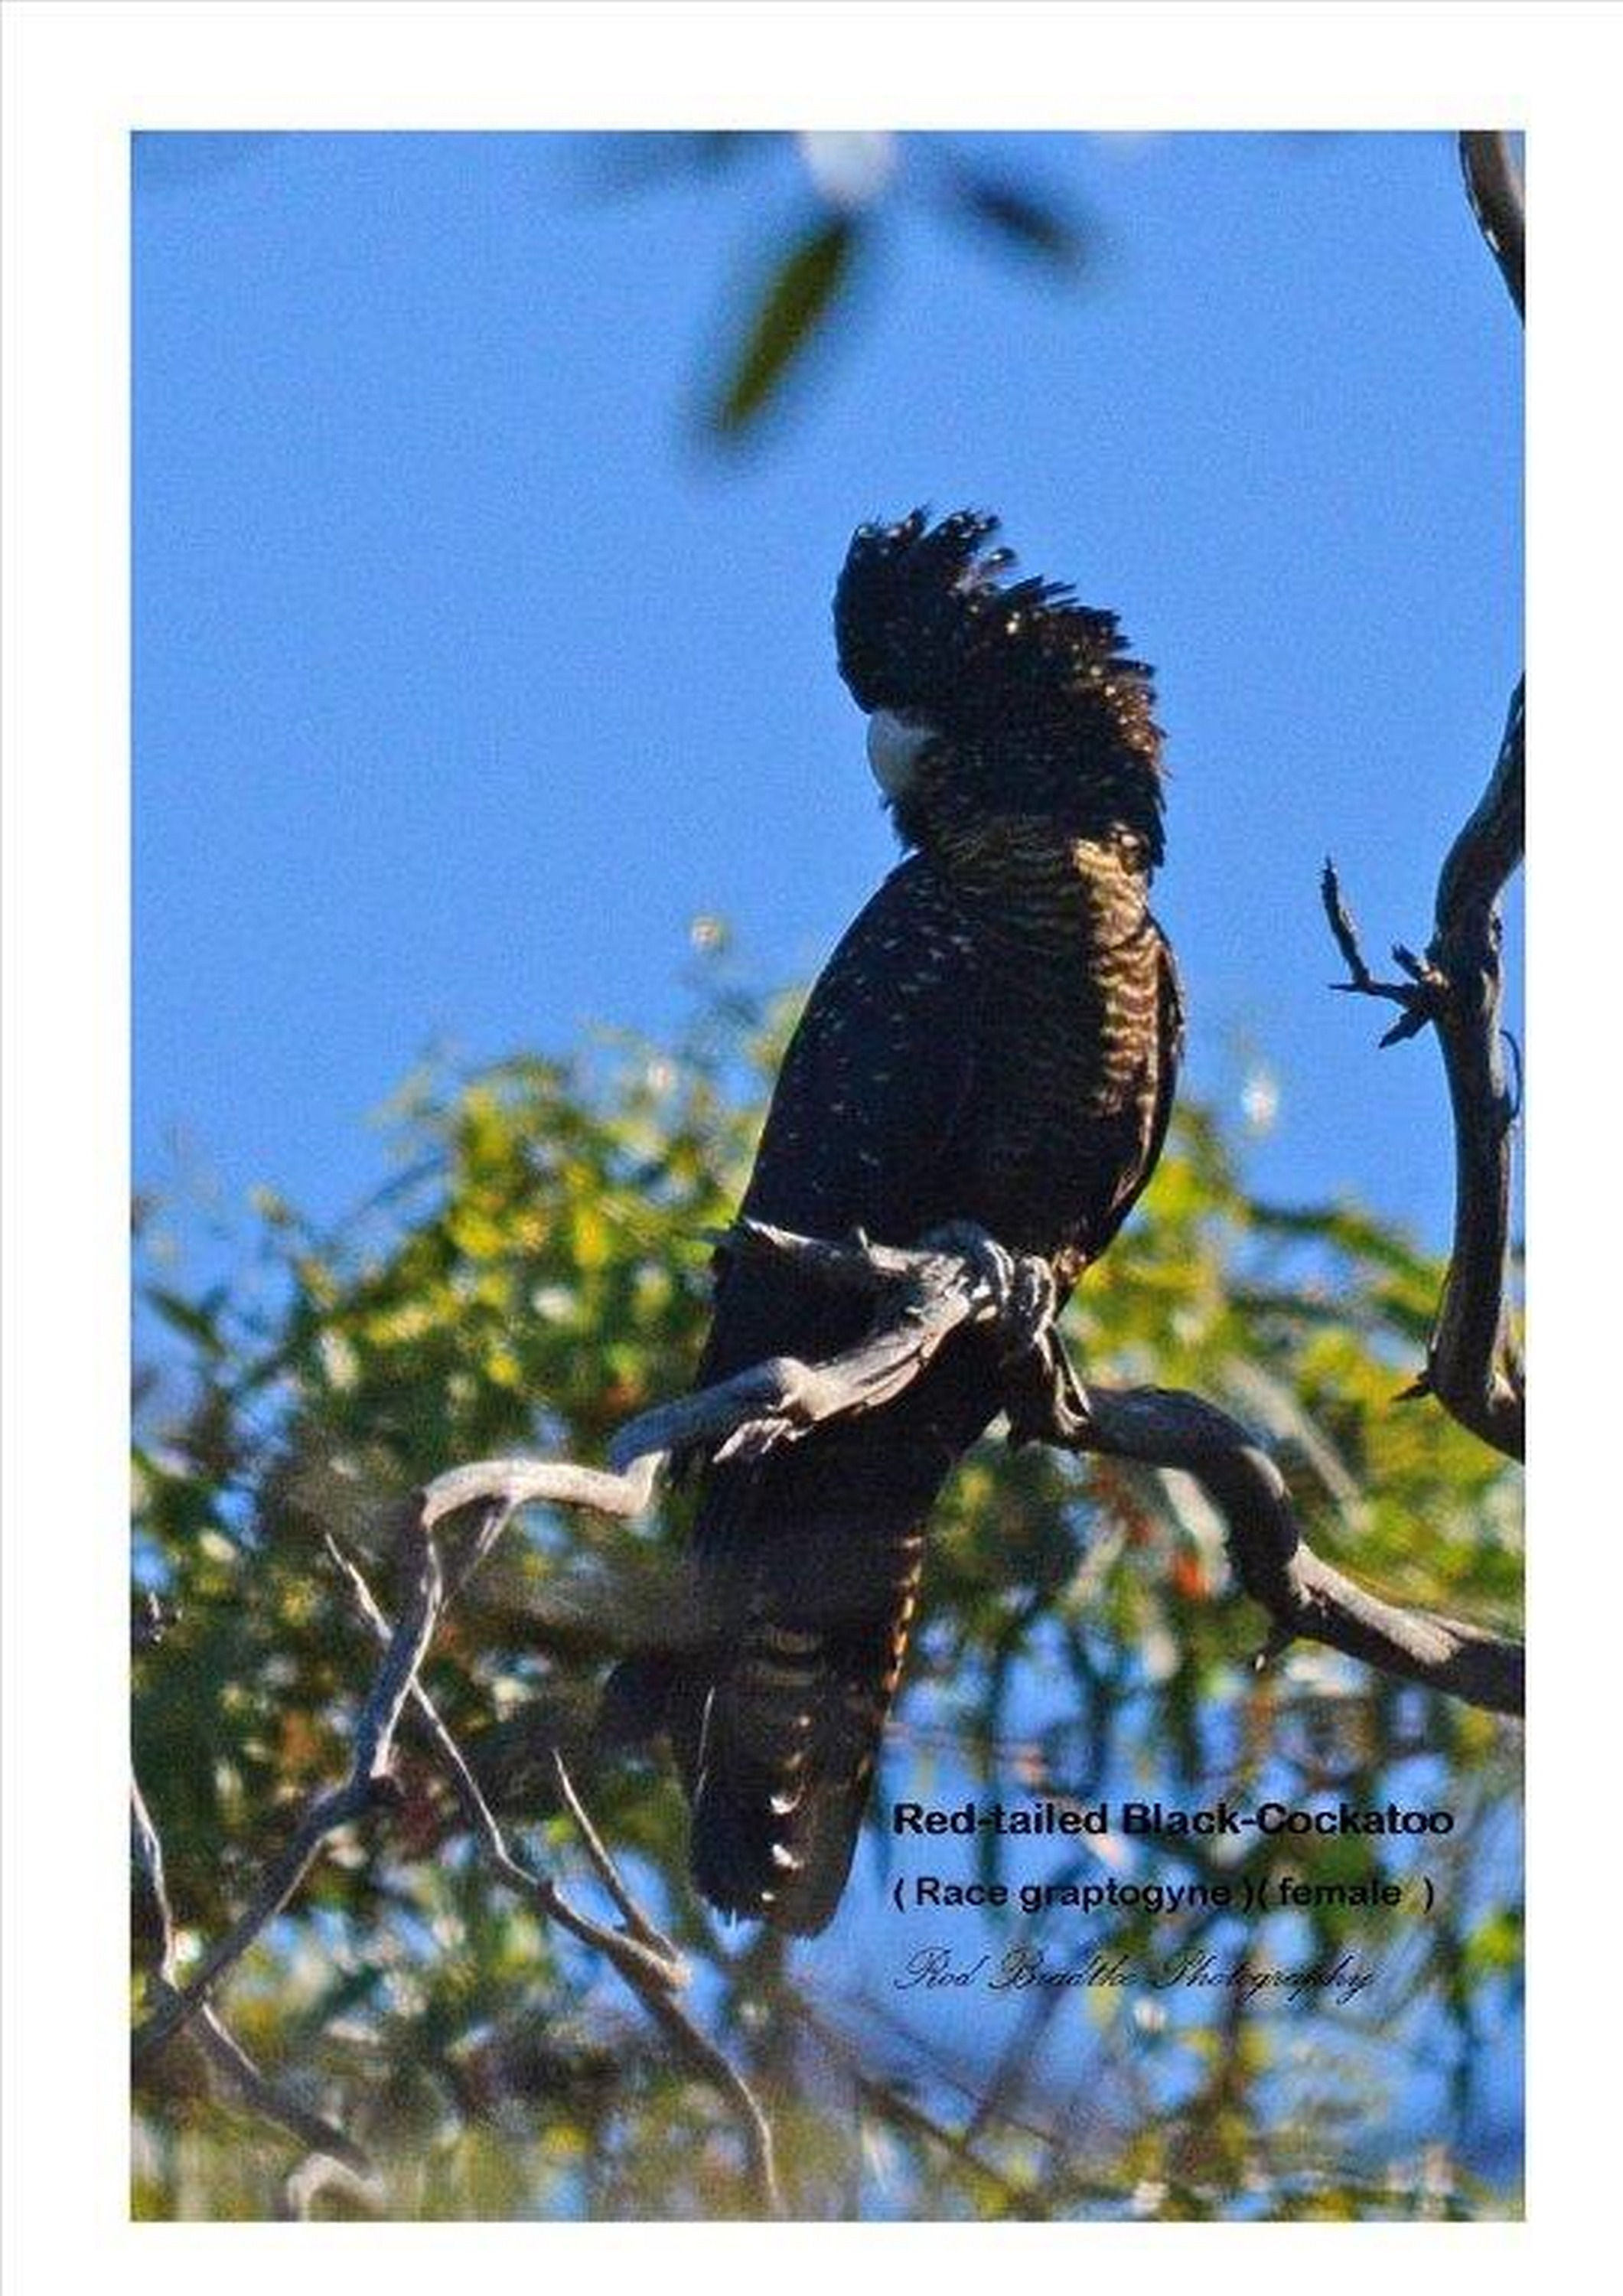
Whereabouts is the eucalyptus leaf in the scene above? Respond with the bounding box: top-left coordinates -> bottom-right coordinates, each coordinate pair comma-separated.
941,167 -> 1089,275
711,214 -> 860,436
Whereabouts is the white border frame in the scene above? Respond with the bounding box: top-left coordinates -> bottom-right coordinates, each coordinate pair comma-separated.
6,2 -> 1618,2282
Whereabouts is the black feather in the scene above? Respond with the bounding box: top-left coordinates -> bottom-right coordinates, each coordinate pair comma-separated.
833,508 -> 1164,860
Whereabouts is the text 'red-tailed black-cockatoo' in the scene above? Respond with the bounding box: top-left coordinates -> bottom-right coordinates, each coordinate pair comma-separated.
606,509 -> 1181,1934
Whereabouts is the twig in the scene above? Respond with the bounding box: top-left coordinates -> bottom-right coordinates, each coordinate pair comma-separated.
547,1744 -> 680,1965
857,2069 -> 1050,2217
131,1779 -> 378,2192
132,1508 -> 443,2066
194,2008 -> 377,2190
318,1534 -> 680,1985
320,1529 -> 779,2214
323,1536 -> 689,1992
1322,678 -> 1524,1463
795,1996 -> 1131,2216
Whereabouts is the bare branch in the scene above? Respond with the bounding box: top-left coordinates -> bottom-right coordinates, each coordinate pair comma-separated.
1014,1354 -> 1523,1716
423,1453 -> 662,1529
660,1223 -> 1524,1716
133,1467 -> 782,2215
132,1779 -> 378,2193
1319,138 -> 1524,1461
795,1996 -> 1129,2216
547,1744 -> 680,1965
1313,137 -> 1527,1464
856,2066 -> 1051,2217
1425,682 -> 1524,1454
320,1536 -> 673,1972
194,2009 -> 379,2195
132,1512 -> 443,2066
1325,687 -> 1524,1461
321,1529 -> 778,2214
130,1778 -> 178,1985
607,1216 -> 1022,1472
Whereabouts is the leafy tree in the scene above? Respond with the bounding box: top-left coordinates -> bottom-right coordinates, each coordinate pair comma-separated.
132,964 -> 1520,2219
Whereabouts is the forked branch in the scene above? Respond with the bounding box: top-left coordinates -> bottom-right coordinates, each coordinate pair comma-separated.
132,1495 -> 780,2216
1321,135 -> 1524,1460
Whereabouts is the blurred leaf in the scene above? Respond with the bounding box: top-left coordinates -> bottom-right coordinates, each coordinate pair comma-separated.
710,214 -> 860,437
147,1285 -> 227,1355
939,165 -> 1089,275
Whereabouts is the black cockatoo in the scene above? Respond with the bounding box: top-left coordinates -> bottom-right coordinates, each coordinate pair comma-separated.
606,510 -> 1181,1934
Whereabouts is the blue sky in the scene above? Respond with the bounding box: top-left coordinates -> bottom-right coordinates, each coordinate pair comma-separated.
134,130 -> 1522,1253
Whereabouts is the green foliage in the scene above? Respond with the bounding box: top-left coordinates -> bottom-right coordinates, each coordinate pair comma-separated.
670,133 -> 1092,443
709,214 -> 863,439
132,981 -> 1521,2221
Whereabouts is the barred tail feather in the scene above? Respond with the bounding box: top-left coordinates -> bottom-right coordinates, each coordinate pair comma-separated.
676,1436 -> 943,1936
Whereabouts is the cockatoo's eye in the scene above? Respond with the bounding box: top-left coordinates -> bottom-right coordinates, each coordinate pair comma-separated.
865,708 -> 937,800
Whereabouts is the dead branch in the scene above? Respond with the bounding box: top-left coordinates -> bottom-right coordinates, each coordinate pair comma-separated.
321,1531 -> 779,2207
132,1507 -> 443,2066
319,1527 -> 683,1983
607,1215 -> 1041,1473
131,1779 -> 380,2198
131,1494 -> 781,2216
1319,137 -> 1524,1462
1009,1342 -> 1522,1714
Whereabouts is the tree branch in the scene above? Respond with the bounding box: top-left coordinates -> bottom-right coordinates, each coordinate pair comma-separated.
605,1216 -> 1032,1472
654,1223 -> 1518,1711
1322,686 -> 1524,1458
1459,131 -> 1524,320
131,1778 -> 380,2197
412,1221 -> 1524,1726
131,1492 -> 782,2216
680,1226 -> 1520,1717
1321,129 -> 1526,1466
132,1509 -> 443,2066
321,1530 -> 781,2210
1010,1349 -> 1522,1714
